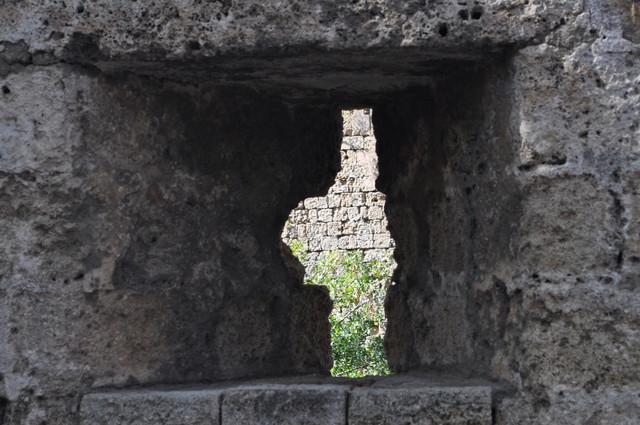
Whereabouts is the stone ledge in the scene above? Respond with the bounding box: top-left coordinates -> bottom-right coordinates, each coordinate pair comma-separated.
349,387 -> 492,425
80,389 -> 224,425
80,374 -> 494,425
222,384 -> 347,425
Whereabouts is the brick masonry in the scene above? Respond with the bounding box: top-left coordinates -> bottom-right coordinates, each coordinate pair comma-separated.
282,109 -> 395,266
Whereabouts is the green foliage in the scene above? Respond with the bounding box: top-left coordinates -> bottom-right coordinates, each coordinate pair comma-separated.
288,238 -> 308,262
293,244 -> 394,377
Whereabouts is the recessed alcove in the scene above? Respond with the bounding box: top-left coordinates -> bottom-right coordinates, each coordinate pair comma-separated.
86,50 -> 517,386
2,42 -> 516,424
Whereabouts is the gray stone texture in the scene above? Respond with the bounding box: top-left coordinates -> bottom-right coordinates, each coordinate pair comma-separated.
372,3 -> 640,423
222,384 -> 347,425
79,375 -> 492,425
282,109 -> 395,266
0,67 -> 339,423
80,389 -> 223,425
349,387 -> 491,425
1,0 -> 640,424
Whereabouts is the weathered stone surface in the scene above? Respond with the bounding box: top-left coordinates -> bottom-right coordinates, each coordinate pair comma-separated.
222,384 -> 347,425
2,0 -> 640,424
373,3 -> 640,424
0,65 -> 340,424
0,1 -> 579,65
349,386 -> 492,425
80,389 -> 223,425
78,375 -> 494,425
282,109 -> 394,268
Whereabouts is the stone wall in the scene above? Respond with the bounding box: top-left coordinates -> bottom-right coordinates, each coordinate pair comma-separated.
282,109 -> 394,265
0,73 -> 340,423
1,1 -> 640,424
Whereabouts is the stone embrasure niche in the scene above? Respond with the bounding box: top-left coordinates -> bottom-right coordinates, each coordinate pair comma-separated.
282,108 -> 396,378
2,1 -> 640,425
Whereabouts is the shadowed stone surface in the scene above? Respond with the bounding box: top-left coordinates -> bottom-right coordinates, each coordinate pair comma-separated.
2,0 -> 640,424
79,375 -> 493,425
222,384 -> 347,425
0,66 -> 340,424
80,389 -> 223,425
349,387 -> 491,425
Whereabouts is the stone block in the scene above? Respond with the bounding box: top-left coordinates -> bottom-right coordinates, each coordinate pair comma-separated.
366,192 -> 386,206
356,222 -> 374,235
360,175 -> 377,192
222,385 -> 347,425
354,150 -> 372,165
348,386 -> 492,425
283,226 -> 297,239
334,208 -> 349,222
363,136 -> 377,151
80,389 -> 223,425
316,197 -> 328,209
364,249 -> 392,262
373,221 -> 389,234
308,210 -> 318,223
318,208 -> 333,222
351,192 -> 365,207
303,198 -> 318,209
342,136 -> 366,150
357,234 -> 374,249
331,179 -> 349,193
342,222 -> 355,235
308,238 -> 322,251
343,109 -> 373,137
307,223 -> 327,238
343,164 -> 364,179
368,206 -> 384,220
321,237 -> 339,251
296,224 -> 307,238
374,234 -> 393,248
327,194 -> 341,208
291,209 -> 308,222
340,193 -> 352,207
347,207 -> 362,221
359,206 -> 369,219
338,236 -> 357,249
327,222 -> 341,236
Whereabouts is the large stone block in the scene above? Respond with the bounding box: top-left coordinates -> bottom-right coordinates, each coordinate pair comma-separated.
222,384 -> 347,425
0,0 -> 580,80
343,110 -> 372,137
79,376 -> 494,425
80,389 -> 223,425
348,384 -> 492,425
518,176 -> 615,273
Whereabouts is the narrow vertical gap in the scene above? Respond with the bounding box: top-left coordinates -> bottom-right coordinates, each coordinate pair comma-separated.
344,389 -> 351,425
0,397 -> 6,425
218,392 -> 223,425
282,108 -> 396,377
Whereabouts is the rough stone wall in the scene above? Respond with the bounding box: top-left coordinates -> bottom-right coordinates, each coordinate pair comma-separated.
282,109 -> 394,265
373,3 -> 640,424
0,69 -> 340,423
1,1 -> 640,425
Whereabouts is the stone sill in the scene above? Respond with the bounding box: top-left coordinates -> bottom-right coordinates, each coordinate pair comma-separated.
80,373 -> 495,425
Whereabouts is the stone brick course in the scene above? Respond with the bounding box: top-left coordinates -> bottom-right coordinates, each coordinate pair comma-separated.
80,375 -> 493,425
282,109 -> 395,265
